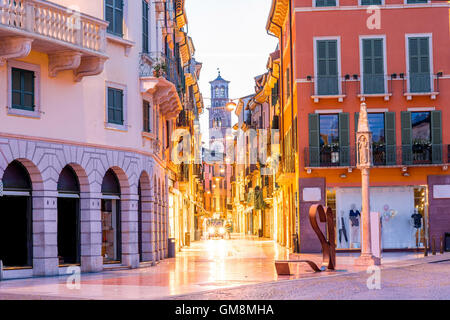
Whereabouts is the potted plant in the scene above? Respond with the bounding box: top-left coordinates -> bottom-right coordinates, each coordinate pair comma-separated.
153,59 -> 167,78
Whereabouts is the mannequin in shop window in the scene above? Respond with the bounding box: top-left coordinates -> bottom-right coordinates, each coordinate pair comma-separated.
338,210 -> 348,247
349,204 -> 361,249
411,209 -> 423,248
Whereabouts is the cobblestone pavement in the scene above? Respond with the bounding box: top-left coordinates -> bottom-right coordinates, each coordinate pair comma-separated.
0,235 -> 447,300
170,260 -> 450,300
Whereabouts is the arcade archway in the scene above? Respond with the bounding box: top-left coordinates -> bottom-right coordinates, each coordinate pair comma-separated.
0,161 -> 33,268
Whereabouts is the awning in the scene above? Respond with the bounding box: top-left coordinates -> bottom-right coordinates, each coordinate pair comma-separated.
140,77 -> 183,120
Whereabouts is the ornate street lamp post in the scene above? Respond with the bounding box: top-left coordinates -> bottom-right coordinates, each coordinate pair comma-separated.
355,103 -> 381,266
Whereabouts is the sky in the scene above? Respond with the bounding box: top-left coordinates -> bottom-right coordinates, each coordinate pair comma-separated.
184,0 -> 278,146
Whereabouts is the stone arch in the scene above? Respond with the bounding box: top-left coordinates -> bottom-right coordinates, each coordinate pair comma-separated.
138,170 -> 153,262
0,159 -> 40,269
1,158 -> 45,192
59,163 -> 90,194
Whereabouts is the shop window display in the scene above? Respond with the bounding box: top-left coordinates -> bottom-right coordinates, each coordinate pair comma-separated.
335,186 -> 428,249
102,199 -> 121,263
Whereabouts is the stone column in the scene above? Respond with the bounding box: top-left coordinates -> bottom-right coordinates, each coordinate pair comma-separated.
154,194 -> 160,261
141,190 -> 154,262
355,103 -> 381,266
80,192 -> 103,273
32,190 -> 59,276
158,196 -> 163,259
121,192 -> 139,268
163,193 -> 169,258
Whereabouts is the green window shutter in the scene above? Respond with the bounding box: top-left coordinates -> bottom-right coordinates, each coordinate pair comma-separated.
401,112 -> 412,165
106,0 -> 123,37
317,40 -> 338,95
143,101 -> 149,132
362,39 -> 384,94
361,0 -> 382,4
385,112 -> 397,165
107,88 -> 114,123
339,113 -> 350,166
308,114 -> 320,167
108,88 -> 124,125
355,112 -> 359,164
431,111 -> 442,164
409,37 -> 430,93
142,0 -> 149,53
316,0 -> 336,7
11,68 -> 35,111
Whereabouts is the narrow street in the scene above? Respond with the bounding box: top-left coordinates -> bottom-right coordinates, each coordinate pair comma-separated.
0,236 -> 446,300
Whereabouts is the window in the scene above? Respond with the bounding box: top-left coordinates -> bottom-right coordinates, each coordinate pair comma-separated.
166,120 -> 170,148
319,114 -> 339,154
316,40 -> 339,95
156,110 -> 160,139
142,0 -> 149,53
402,111 -> 442,165
143,100 -> 152,133
316,0 -> 336,6
107,87 -> 124,125
361,0 -> 382,4
11,68 -> 35,111
285,67 -> 291,100
406,0 -> 427,3
362,38 -> 385,94
105,0 -> 123,37
368,113 -> 386,165
408,36 -> 431,93
309,113 -> 350,167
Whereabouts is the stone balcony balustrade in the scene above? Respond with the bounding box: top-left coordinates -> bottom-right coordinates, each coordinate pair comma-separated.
0,0 -> 108,81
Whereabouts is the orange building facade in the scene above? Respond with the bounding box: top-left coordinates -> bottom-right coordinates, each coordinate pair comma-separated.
268,0 -> 450,252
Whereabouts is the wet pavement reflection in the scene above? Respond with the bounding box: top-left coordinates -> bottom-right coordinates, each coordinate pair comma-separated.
0,235 -> 427,300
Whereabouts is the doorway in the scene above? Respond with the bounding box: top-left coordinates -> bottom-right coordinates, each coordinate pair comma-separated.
101,169 -> 122,264
0,161 -> 32,268
57,166 -> 81,265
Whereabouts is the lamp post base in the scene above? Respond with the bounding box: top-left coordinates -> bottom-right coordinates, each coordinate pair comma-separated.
355,253 -> 381,266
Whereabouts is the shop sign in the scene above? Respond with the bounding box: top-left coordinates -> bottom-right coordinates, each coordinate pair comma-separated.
302,188 -> 321,202
433,185 -> 450,199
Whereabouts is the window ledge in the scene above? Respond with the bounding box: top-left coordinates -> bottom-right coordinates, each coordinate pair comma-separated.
106,34 -> 135,56
105,123 -> 128,132
142,131 -> 156,140
311,95 -> 346,103
358,93 -> 392,101
404,92 -> 439,100
7,107 -> 41,119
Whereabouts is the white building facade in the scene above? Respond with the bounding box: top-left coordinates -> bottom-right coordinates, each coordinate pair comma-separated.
0,0 -> 194,279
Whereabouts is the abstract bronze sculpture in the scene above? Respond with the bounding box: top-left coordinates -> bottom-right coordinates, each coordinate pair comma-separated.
275,204 -> 336,275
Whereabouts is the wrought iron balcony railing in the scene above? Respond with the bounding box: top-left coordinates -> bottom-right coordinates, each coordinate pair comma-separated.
316,75 -> 339,96
361,74 -> 387,95
304,144 -> 449,168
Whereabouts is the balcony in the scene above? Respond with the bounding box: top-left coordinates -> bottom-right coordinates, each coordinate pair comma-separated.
403,73 -> 439,100
176,109 -> 189,128
310,75 -> 346,103
358,74 -> 392,101
178,163 -> 189,183
0,0 -> 108,81
193,164 -> 203,177
304,144 -> 449,169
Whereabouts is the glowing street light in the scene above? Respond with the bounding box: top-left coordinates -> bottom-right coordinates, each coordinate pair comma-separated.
226,101 -> 237,112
